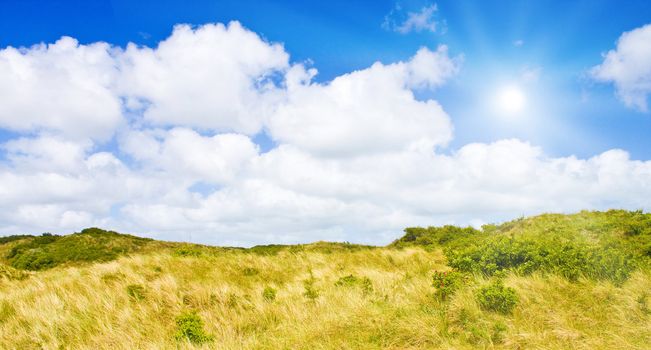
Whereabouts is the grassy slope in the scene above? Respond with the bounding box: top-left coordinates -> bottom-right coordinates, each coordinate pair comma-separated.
0,211 -> 650,349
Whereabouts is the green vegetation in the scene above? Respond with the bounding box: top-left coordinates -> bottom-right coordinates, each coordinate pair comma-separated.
395,210 -> 649,285
262,286 -> 277,301
302,273 -> 320,300
5,228 -> 152,270
334,274 -> 373,294
432,270 -> 467,300
0,210 -> 650,349
174,311 -> 214,344
476,279 -> 519,314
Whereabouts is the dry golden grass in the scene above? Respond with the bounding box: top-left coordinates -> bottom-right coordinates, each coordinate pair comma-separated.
0,245 -> 649,349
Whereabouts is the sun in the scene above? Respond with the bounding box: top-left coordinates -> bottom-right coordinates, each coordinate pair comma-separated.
496,85 -> 526,114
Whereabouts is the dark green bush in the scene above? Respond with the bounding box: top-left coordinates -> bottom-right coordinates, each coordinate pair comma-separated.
174,311 -> 213,344
432,270 -> 467,300
476,280 -> 518,314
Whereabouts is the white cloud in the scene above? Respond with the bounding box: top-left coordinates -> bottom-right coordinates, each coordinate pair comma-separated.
120,127 -> 258,184
591,23 -> 651,111
0,37 -> 122,140
118,22 -> 289,134
268,46 -> 458,157
0,22 -> 650,246
384,4 -> 440,34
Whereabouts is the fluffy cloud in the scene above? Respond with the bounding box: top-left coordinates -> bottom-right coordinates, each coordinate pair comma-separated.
118,22 -> 289,134
120,127 -> 258,183
0,22 -> 650,246
591,23 -> 651,111
268,46 -> 459,157
0,37 -> 122,140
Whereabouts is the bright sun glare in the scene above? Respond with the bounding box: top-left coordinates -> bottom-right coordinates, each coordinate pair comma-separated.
496,85 -> 526,114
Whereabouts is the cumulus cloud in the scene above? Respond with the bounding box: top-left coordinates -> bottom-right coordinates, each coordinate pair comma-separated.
383,3 -> 440,34
591,23 -> 651,111
118,22 -> 289,133
0,37 -> 122,140
120,127 -> 258,183
0,21 -> 650,246
268,46 -> 459,157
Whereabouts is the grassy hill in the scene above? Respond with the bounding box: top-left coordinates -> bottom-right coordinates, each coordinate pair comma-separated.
0,210 -> 650,349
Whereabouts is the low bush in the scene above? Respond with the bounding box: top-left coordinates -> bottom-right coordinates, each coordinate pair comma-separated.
335,274 -> 373,294
174,311 -> 213,344
446,235 -> 637,284
432,270 -> 467,300
262,286 -> 277,302
476,280 -> 518,314
392,225 -> 483,248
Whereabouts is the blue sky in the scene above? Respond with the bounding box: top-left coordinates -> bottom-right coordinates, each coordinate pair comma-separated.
0,0 -> 650,245
2,0 -> 650,158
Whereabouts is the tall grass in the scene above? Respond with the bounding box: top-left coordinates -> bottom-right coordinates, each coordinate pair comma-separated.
0,210 -> 649,349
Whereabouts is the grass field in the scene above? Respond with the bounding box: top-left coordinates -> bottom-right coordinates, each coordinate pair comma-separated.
0,210 -> 650,349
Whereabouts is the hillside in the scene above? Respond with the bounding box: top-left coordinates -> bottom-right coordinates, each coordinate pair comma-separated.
0,210 -> 650,349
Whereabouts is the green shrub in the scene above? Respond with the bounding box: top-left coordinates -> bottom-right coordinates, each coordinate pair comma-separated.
126,284 -> 146,301
334,274 -> 373,295
6,228 -> 151,271
432,270 -> 467,300
392,225 -> 483,248
174,311 -> 213,344
476,280 -> 518,314
446,235 -> 637,284
262,286 -> 277,302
